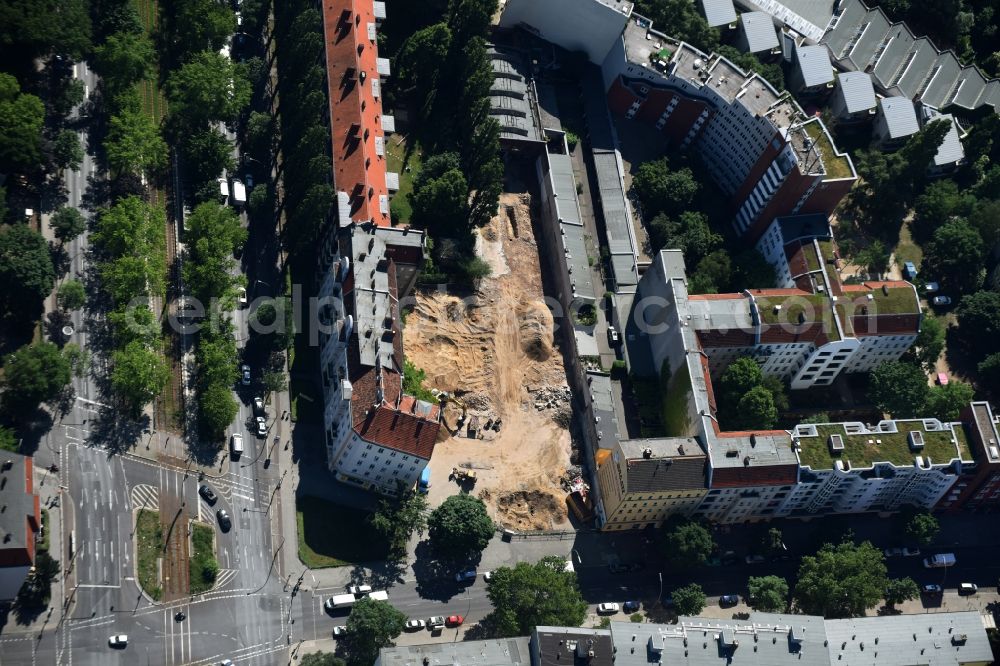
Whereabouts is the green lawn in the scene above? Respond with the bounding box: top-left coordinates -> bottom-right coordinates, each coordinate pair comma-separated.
189,523 -> 218,595
296,496 -> 389,568
804,121 -> 853,180
894,222 -> 923,269
385,136 -> 422,224
132,0 -> 167,123
136,509 -> 164,600
39,509 -> 50,554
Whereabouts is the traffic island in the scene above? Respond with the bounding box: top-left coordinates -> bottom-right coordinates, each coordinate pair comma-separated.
135,508 -> 164,601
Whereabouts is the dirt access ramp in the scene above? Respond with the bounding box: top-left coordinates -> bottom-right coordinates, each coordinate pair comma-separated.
404,193 -> 576,531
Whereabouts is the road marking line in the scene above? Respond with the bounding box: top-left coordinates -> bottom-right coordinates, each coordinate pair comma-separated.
75,584 -> 119,589
74,397 -> 108,408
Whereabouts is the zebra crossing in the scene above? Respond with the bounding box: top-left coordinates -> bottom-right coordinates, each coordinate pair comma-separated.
131,483 -> 159,510
212,568 -> 239,591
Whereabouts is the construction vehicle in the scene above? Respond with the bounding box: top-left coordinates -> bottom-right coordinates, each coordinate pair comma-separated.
450,467 -> 477,485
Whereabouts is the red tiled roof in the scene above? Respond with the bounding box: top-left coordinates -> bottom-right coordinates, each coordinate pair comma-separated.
688,293 -> 746,301
322,0 -> 390,226
355,403 -> 439,460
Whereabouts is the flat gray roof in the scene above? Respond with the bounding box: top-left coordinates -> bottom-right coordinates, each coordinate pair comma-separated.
825,612 -> 993,666
589,372 -> 623,447
739,0 -> 834,41
927,113 -> 965,167
547,149 -> 596,301
377,638 -> 531,666
741,11 -> 780,53
837,71 -> 876,112
796,44 -> 833,88
700,0 -> 736,27
879,96 -> 919,139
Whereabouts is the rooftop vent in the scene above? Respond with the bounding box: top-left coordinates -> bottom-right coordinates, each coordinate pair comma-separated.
829,434 -> 844,452
726,449 -> 739,458
643,448 -> 653,458
908,430 -> 925,450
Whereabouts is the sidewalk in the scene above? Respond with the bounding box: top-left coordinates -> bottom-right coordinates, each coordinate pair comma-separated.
126,429 -> 232,477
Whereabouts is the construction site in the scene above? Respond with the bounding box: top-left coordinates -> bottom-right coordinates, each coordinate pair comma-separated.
403,193 -> 583,531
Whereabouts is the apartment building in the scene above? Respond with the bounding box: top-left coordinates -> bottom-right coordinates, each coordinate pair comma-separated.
0,453 -> 40,600
601,16 -> 856,242
829,71 -> 877,122
788,44 -> 834,95
939,402 -> 1000,513
321,0 -> 396,228
596,437 -> 707,530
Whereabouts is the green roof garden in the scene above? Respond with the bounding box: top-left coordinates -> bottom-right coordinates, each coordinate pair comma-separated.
797,422 -> 967,470
755,293 -> 841,341
804,121 -> 854,180
841,285 -> 921,316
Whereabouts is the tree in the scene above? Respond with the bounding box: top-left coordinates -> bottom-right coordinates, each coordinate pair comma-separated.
897,119 -> 952,191
732,248 -> 776,289
485,556 -> 587,637
50,207 -> 86,244
868,361 -> 929,418
912,179 -> 975,243
0,72 -> 45,170
395,23 -> 452,125
52,129 -> 83,170
718,357 -> 764,405
922,219 -> 985,295
660,515 -> 714,568
0,425 -> 17,452
924,381 -> 975,421
178,127 -> 235,197
853,239 -> 890,276
161,0 -> 235,64
902,508 -> 939,546
0,0 -> 91,59
199,382 -> 238,438
631,158 -> 698,220
57,279 -> 86,310
165,51 -> 251,128
671,583 -> 706,616
794,541 -> 888,617
759,527 -> 786,557
978,352 -> 1000,395
300,653 -> 345,666
370,483 -> 428,559
635,0 -> 720,53
762,374 -> 789,413
647,211 -> 721,261
93,31 -> 155,99
747,575 -> 789,612
16,550 -> 59,609
688,249 -> 732,294
262,370 -> 288,396
427,494 -> 494,558
736,385 -> 778,429
1,342 -> 71,415
182,202 -> 246,302
409,152 -> 469,234
883,577 -> 919,610
110,341 -> 169,414
0,223 -> 55,317
342,597 -> 406,666
911,314 -> 945,372
968,198 -> 1000,253
957,291 -> 1000,362
106,105 -> 168,178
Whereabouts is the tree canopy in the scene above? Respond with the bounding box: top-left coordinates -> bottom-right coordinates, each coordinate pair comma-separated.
910,313 -> 945,372
427,493 -> 494,558
93,31 -> 155,100
166,51 -> 251,129
0,0 -> 92,59
901,507 -> 940,546
0,223 -> 55,317
631,158 -> 699,221
1,342 -> 72,416
0,73 -> 45,171
57,279 -> 86,310
883,577 -> 919,609
747,575 -> 789,612
370,483 -> 428,560
922,219 -> 985,295
736,385 -> 779,429
110,340 -> 169,414
671,583 -> 707,616
924,381 -> 975,421
106,104 -> 168,179
868,361 -> 930,418
343,597 -> 406,666
660,516 -> 714,568
794,541 -> 888,617
410,152 -> 469,235
956,291 -> 1000,362
50,207 -> 86,244
485,556 -> 587,637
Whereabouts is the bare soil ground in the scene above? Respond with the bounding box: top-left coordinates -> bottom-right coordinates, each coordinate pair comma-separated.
404,193 -> 574,530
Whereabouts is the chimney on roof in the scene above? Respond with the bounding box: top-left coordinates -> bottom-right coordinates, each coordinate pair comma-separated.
643,448 -> 653,458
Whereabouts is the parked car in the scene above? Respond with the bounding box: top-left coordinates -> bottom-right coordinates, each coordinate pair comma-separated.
921,583 -> 943,595
607,326 -> 619,345
332,626 -> 348,637
217,509 -> 232,532
427,616 -> 446,629
198,484 -> 218,504
883,547 -> 904,558
347,584 -> 372,596
455,567 -> 477,583
719,594 -> 739,607
230,433 -> 244,457
925,281 -> 939,293
902,547 -> 922,557
445,615 -> 464,627
903,261 -> 918,280
744,554 -> 766,565
108,635 -> 128,648
924,553 -> 956,568
237,286 -> 248,308
405,619 -> 426,631
936,373 -> 950,386
932,295 -> 952,306
254,416 -> 267,437
959,583 -> 978,595
597,603 -> 620,614
622,600 -> 640,613
240,364 -> 251,386
253,396 -> 266,416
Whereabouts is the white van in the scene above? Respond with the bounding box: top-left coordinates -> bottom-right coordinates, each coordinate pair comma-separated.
230,433 -> 244,457
923,553 -> 956,568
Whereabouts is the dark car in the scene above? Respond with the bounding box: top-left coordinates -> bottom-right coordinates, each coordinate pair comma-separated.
217,509 -> 232,532
622,600 -> 640,613
719,594 -> 739,607
240,364 -> 251,386
199,484 -> 218,504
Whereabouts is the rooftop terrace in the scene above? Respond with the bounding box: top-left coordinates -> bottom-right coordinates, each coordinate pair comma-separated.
796,421 -> 970,470
841,283 -> 920,316
754,291 -> 840,340
802,120 -> 854,179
